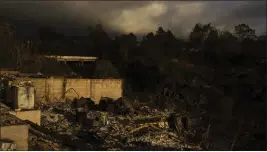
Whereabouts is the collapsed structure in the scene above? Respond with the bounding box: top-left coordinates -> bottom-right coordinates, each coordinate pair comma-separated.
1,55 -> 123,103
0,55 -> 122,150
1,55 -> 204,150
2,55 -> 264,150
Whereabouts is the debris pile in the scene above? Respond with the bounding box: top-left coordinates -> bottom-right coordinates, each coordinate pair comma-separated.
38,97 -> 206,150
40,102 -> 80,136
0,140 -> 16,151
0,102 -> 69,150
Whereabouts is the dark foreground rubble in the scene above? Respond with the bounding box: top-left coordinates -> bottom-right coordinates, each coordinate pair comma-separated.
0,103 -> 69,151
37,98 -> 206,150
35,94 -> 267,151
1,93 -> 265,150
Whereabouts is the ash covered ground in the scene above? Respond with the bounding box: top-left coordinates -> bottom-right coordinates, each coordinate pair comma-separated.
36,99 -> 202,151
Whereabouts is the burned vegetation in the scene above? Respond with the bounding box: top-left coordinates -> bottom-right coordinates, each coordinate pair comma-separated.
0,19 -> 266,151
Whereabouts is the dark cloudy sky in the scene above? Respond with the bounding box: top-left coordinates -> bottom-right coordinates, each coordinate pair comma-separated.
0,1 -> 266,37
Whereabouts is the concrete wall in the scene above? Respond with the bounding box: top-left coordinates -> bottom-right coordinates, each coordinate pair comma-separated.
16,77 -> 122,104
14,86 -> 35,109
9,110 -> 41,125
16,78 -> 63,104
91,79 -> 123,104
45,77 -> 64,102
65,79 -> 91,100
0,69 -> 19,75
0,125 -> 29,150
26,78 -> 46,103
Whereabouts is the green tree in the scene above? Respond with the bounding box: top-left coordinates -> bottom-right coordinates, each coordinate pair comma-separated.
0,22 -> 16,57
189,23 -> 215,49
87,24 -> 112,58
117,33 -> 137,62
189,23 -> 203,48
0,22 -> 18,68
234,24 -> 256,41
217,30 -> 241,57
155,27 -> 165,36
0,22 -> 32,70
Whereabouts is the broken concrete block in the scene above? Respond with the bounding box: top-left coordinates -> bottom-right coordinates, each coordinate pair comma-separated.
73,97 -> 96,111
114,97 -> 134,114
76,111 -> 87,124
99,97 -> 114,111
0,140 -> 16,151
9,110 -> 41,125
9,86 -> 35,110
0,125 -> 29,150
168,113 -> 193,132
115,97 -> 133,110
74,97 -> 88,108
83,111 -> 109,127
85,98 -> 96,108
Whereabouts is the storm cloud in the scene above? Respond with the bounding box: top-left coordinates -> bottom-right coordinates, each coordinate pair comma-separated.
0,1 -> 266,37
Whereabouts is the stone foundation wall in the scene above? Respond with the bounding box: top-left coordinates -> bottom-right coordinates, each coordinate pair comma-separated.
16,77 -> 122,104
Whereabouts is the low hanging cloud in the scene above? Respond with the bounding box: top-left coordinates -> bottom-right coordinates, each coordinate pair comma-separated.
0,1 -> 265,37
109,2 -> 168,33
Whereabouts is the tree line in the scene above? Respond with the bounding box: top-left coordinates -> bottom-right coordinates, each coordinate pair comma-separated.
0,21 -> 266,94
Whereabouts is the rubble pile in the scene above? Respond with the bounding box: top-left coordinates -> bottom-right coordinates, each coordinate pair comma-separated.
1,65 -> 264,150
28,128 -> 70,151
0,139 -> 16,151
40,102 -> 81,136
38,97 -> 205,150
0,102 -> 69,150
0,103 -> 25,126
